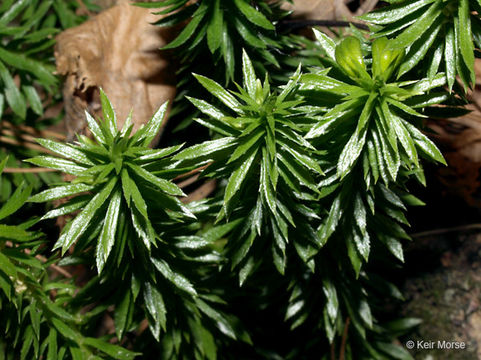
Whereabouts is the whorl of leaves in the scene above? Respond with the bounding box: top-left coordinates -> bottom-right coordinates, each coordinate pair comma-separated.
359,0 -> 481,90
174,50 -> 323,283
136,0 -> 289,82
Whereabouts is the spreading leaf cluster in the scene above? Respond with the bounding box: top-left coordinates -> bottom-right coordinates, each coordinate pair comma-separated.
136,0 -> 288,82
360,0 -> 481,90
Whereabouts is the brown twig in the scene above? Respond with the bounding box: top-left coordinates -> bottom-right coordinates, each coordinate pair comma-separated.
0,135 -> 53,154
173,164 -> 210,181
182,180 -> 217,203
1,121 -> 66,140
410,223 -> 481,238
278,19 -> 370,31
1,128 -> 39,144
5,241 -> 72,279
137,319 -> 149,336
75,0 -> 94,17
177,174 -> 199,189
339,317 -> 350,360
3,167 -> 57,173
355,0 -> 380,16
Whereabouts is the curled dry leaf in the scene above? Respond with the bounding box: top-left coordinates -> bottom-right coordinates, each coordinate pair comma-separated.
428,60 -> 481,207
55,2 -> 178,144
282,0 -> 378,21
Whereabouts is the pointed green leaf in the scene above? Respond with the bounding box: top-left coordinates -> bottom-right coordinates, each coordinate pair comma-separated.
22,85 -> 43,116
187,97 -> 227,121
127,163 -> 185,197
84,111 -> 106,144
36,139 -> 94,165
318,193 -> 343,245
242,49 -> 257,97
444,24 -> 456,91
194,74 -> 242,112
233,0 -> 274,30
162,4 -> 205,50
313,29 -> 336,61
458,0 -> 475,84
0,182 -> 31,220
224,148 -> 257,213
173,137 -> 235,161
206,0 -> 223,53
138,102 -> 169,146
260,149 -> 276,215
195,298 -> 237,339
0,252 -> 17,278
96,189 -> 121,273
25,156 -> 86,176
29,183 -> 94,203
54,178 -> 116,254
83,337 -> 140,360
228,128 -> 264,164
152,258 -> 197,296
114,290 -> 132,341
403,121 -> 446,164
389,1 -> 442,49
358,0 -> 435,24
397,19 -> 442,77
144,282 -> 166,339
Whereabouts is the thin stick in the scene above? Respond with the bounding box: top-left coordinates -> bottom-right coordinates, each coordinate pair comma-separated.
177,174 -> 199,189
0,136 -> 53,154
1,129 -> 38,143
339,317 -> 350,360
410,223 -> 481,238
182,180 -> 217,203
173,164 -> 210,181
75,0 -> 94,16
330,343 -> 336,360
2,121 -> 66,140
3,167 -> 57,173
278,19 -> 370,31
4,241 -> 72,279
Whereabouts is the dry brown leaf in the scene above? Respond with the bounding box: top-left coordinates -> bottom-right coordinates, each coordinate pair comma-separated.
428,59 -> 481,207
55,2 -> 178,144
282,0 -> 378,21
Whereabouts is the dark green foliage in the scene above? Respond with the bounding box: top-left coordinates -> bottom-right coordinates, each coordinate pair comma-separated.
296,33 -> 447,279
0,158 -> 140,360
0,0 -> 95,208
0,0 -> 93,120
136,0 -> 289,82
283,259 -> 417,360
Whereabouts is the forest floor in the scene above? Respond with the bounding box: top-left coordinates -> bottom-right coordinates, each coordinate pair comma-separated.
401,176 -> 481,359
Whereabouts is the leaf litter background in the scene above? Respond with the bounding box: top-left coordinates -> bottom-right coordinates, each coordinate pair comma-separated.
24,0 -> 481,358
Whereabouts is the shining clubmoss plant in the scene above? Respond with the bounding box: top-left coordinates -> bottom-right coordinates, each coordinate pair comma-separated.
26,90 -> 193,273
137,0 -> 288,82
298,32 -> 447,275
26,92 -> 250,355
0,158 -> 139,360
303,31 -> 446,184
173,50 -> 323,283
